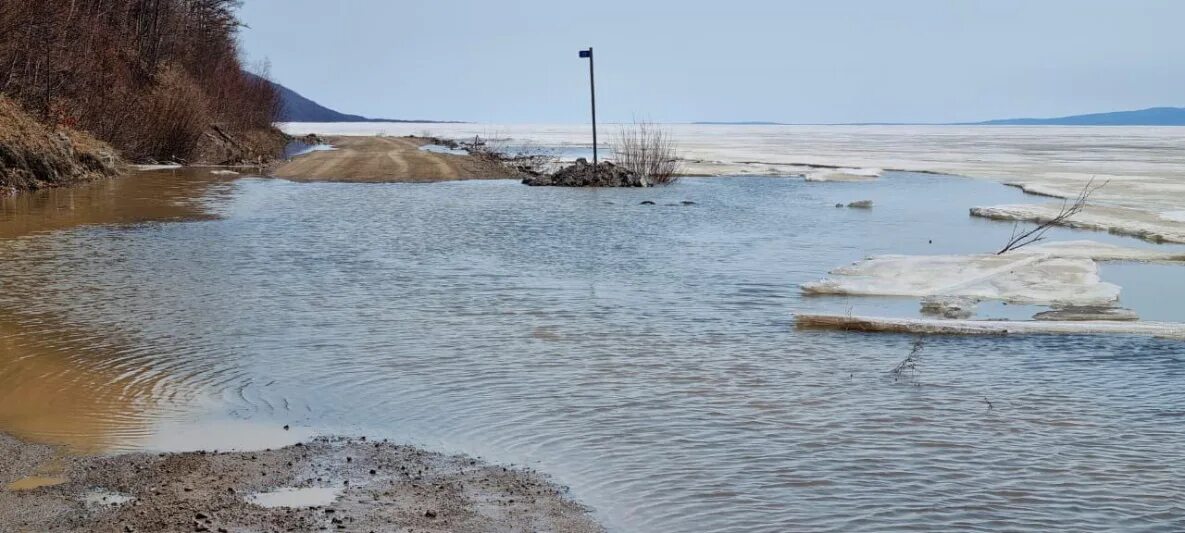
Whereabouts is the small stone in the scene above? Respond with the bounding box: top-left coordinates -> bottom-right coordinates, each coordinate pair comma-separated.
847,200 -> 873,209
640,200 -> 656,205
425,509 -> 437,519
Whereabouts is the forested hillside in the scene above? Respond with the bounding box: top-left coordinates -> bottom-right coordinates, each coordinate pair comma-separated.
0,0 -> 283,165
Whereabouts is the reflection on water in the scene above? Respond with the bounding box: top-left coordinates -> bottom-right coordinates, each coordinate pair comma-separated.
0,171 -> 1183,531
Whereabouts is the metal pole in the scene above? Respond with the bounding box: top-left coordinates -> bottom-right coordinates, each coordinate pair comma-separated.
588,47 -> 598,166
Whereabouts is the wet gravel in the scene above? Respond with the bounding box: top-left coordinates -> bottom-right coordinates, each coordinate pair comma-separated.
0,435 -> 602,532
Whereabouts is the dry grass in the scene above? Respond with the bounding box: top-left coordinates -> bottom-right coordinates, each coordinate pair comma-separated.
0,95 -> 121,191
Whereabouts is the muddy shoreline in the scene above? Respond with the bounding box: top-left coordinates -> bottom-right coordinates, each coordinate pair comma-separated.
0,432 -> 602,532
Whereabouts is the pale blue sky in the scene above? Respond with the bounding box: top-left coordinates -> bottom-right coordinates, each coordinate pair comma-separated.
237,0 -> 1185,123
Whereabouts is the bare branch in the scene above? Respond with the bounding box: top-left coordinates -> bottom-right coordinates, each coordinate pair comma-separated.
996,178 -> 1108,254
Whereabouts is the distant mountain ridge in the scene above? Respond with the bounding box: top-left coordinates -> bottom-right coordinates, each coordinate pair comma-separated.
970,107 -> 1185,126
258,75 -> 460,123
695,107 -> 1185,127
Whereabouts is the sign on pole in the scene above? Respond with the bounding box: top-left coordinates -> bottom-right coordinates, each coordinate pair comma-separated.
579,48 -> 597,166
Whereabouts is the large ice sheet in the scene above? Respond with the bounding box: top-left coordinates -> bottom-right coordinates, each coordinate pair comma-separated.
280,123 -> 1185,211
802,252 -> 1120,307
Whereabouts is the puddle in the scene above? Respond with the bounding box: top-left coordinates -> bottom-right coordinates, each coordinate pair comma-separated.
5,476 -> 66,491
142,419 -> 315,453
419,144 -> 468,156
83,488 -> 135,507
247,486 -> 343,509
283,142 -> 336,159
4,455 -> 68,491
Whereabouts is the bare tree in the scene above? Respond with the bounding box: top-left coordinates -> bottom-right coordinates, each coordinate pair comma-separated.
613,120 -> 682,185
996,178 -> 1107,254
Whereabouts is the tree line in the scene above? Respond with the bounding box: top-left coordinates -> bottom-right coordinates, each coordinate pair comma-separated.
0,0 -> 280,162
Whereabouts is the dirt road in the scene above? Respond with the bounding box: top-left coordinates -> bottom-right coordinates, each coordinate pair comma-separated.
272,136 -> 518,183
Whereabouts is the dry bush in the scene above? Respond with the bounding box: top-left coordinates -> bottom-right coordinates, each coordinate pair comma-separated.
133,66 -> 209,162
613,121 -> 682,185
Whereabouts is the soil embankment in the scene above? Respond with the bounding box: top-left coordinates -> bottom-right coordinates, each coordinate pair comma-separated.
0,434 -> 602,532
273,136 -> 519,183
0,97 -> 121,195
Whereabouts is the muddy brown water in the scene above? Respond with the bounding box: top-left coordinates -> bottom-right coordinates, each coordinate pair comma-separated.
1,168 -> 1184,531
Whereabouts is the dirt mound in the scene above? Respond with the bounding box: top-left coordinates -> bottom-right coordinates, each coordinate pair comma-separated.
0,97 -> 121,194
191,125 -> 289,166
523,158 -> 649,187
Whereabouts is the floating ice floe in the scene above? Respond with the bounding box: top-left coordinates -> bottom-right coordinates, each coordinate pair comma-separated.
795,314 -> 1185,339
802,240 -> 1184,308
803,252 -> 1119,307
971,204 -> 1185,244
803,167 -> 883,182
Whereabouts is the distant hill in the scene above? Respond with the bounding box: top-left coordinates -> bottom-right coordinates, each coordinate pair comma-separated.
692,121 -> 787,126
972,107 -> 1185,126
257,75 -> 460,123
693,107 -> 1185,127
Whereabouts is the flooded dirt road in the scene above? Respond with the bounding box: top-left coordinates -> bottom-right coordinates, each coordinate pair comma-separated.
1,169 -> 1184,531
272,136 -> 517,183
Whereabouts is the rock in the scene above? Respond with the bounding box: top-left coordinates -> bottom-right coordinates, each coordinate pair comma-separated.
920,296 -> 979,320
681,200 -> 697,206
835,203 -> 844,208
640,201 -> 655,205
523,158 -> 649,187
847,200 -> 873,209
425,509 -> 438,519
1033,306 -> 1139,322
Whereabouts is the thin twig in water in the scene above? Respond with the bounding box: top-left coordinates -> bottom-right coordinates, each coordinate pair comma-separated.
996,178 -> 1108,254
890,337 -> 926,384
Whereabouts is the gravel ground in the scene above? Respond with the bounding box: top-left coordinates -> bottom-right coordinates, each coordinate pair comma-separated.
0,434 -> 602,532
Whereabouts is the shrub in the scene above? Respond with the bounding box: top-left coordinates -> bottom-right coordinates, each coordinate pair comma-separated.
613,121 -> 682,185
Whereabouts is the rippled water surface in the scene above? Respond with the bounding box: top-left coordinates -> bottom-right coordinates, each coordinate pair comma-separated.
1,170 -> 1184,532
